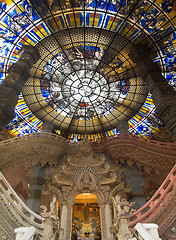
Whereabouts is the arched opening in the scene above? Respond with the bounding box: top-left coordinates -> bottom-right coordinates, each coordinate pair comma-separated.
72,193 -> 101,240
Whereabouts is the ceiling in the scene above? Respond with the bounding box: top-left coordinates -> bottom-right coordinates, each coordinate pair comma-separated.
1,0 -> 176,140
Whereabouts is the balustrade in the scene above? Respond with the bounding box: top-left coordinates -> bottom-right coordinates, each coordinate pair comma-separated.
0,171 -> 45,233
128,165 -> 176,230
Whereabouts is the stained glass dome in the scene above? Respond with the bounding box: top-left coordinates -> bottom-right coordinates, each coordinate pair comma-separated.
1,0 -> 175,140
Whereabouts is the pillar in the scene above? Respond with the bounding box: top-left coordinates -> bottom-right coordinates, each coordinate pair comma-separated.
26,163 -> 46,213
105,204 -> 113,240
59,204 -> 68,240
116,120 -> 129,134
0,45 -> 40,128
129,45 -> 176,139
100,204 -> 107,240
124,165 -> 146,209
65,204 -> 73,240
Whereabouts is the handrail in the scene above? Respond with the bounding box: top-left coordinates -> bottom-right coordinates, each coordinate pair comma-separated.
1,132 -> 176,150
93,134 -> 176,150
128,164 -> 176,229
0,171 -> 45,232
0,132 -> 69,145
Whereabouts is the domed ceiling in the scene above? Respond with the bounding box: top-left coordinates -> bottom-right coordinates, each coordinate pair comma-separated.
1,0 -> 176,140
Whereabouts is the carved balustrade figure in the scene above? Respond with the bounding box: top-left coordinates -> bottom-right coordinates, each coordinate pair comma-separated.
40,196 -> 59,240
111,196 -> 135,240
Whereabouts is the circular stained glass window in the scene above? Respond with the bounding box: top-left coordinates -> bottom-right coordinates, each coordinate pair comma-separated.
23,29 -> 148,134
2,0 -> 173,138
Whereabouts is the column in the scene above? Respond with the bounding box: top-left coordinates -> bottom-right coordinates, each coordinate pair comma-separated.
26,163 -> 46,213
0,45 -> 40,128
129,45 -> 176,139
105,204 -> 113,240
100,204 -> 107,240
116,120 -> 129,134
124,165 -> 146,209
59,204 -> 68,240
66,204 -> 73,240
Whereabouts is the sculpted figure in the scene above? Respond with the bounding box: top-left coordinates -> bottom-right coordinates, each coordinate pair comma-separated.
40,195 -> 58,220
41,196 -> 60,240
111,196 -> 135,239
113,196 -> 134,218
80,172 -> 92,189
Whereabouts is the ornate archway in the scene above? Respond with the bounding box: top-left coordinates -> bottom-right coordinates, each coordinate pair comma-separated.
59,166 -> 113,240
72,193 -> 101,239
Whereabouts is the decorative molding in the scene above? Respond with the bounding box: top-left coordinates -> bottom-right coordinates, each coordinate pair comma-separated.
0,133 -> 175,175
0,133 -> 67,171
92,134 -> 176,174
